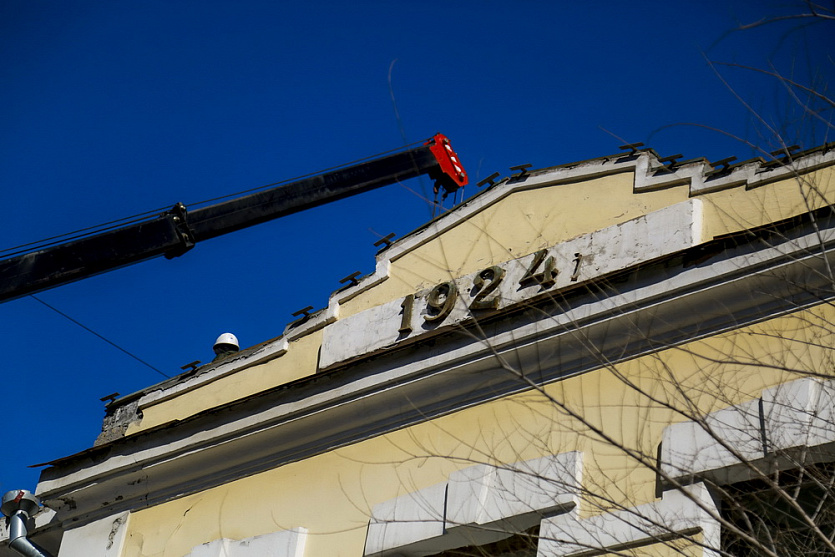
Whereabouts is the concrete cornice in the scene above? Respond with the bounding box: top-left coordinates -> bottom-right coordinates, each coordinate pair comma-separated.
104,146 -> 835,416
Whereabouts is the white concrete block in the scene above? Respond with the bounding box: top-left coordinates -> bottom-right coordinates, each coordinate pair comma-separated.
231,529 -> 307,557
661,398 -> 762,481
446,463 -> 498,529
57,512 -> 130,557
365,453 -> 581,556
186,529 -> 307,557
538,483 -> 719,557
662,378 -> 835,483
187,539 -> 232,557
446,453 -> 580,528
762,378 -> 835,453
365,483 -> 447,555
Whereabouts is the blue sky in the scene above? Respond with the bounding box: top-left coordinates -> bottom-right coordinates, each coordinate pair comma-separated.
0,1 -> 832,492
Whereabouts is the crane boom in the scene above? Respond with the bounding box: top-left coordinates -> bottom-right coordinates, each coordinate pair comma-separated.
0,133 -> 467,303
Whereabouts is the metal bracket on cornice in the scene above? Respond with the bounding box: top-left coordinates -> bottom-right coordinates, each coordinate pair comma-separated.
619,142 -> 645,156
373,233 -> 396,251
292,306 -> 314,319
509,164 -> 532,180
338,271 -> 362,288
99,392 -> 120,404
707,156 -> 737,176
288,305 -> 316,328
617,142 -> 646,163
180,360 -> 201,372
477,172 -> 501,188
656,154 -> 683,173
769,145 -> 801,165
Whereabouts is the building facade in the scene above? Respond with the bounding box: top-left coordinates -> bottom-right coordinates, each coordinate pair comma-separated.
4,144 -> 835,556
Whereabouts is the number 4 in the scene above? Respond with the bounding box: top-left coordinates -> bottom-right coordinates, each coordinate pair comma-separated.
520,249 -> 558,289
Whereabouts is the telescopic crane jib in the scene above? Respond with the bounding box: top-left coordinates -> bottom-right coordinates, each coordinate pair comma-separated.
0,134 -> 468,303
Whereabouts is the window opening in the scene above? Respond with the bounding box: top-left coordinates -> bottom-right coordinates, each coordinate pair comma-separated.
425,525 -> 539,557
720,463 -> 835,556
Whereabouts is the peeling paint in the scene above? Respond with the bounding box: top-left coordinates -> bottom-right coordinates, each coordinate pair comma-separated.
106,515 -> 126,550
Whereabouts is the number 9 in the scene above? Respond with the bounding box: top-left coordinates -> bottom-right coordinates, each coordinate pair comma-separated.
424,281 -> 458,323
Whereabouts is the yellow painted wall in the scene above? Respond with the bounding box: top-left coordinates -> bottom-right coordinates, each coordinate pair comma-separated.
700,166 -> 835,240
127,331 -> 322,434
120,300 -> 834,556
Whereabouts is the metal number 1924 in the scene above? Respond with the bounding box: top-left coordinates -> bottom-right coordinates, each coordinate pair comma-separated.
398,253 -> 583,333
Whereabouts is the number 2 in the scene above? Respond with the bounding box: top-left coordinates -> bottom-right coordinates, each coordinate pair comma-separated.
470,266 -> 505,310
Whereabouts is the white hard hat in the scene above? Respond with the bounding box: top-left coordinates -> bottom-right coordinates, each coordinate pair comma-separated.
213,332 -> 239,351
